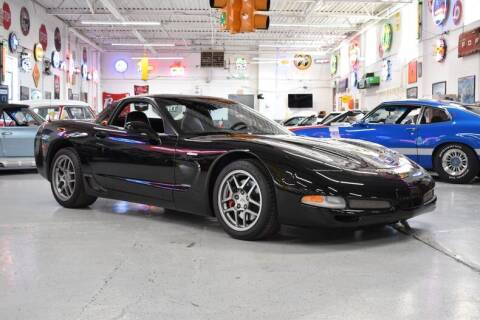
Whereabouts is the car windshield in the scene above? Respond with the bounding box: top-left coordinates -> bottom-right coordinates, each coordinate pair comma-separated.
1,107 -> 43,126
283,117 -> 305,126
64,106 -> 95,120
156,97 -> 292,135
297,116 -> 317,126
320,113 -> 340,124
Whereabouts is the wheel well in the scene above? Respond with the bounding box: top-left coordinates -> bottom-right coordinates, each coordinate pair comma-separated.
46,140 -> 74,180
207,152 -> 271,216
432,142 -> 478,169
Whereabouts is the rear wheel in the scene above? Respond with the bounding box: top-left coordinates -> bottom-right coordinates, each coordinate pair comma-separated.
50,148 -> 97,208
434,144 -> 479,184
213,160 -> 279,240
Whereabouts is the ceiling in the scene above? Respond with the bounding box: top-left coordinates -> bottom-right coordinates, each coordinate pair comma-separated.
36,0 -> 412,54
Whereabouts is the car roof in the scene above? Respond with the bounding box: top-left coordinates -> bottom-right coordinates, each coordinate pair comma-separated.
382,99 -> 464,108
11,100 -> 90,108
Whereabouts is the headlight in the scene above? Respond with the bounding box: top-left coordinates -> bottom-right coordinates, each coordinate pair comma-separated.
301,195 -> 346,209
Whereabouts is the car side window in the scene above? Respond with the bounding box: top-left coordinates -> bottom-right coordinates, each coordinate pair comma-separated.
0,111 -> 14,127
364,106 -> 420,125
399,107 -> 422,125
111,101 -> 165,134
421,107 -> 451,124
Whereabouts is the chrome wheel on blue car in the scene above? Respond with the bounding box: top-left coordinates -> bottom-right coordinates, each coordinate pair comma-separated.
435,144 -> 479,184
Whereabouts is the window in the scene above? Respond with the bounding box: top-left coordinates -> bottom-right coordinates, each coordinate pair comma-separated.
33,107 -> 60,120
1,108 -> 42,126
421,107 -> 451,124
158,97 -> 290,135
63,106 -> 95,120
364,105 -> 421,124
0,111 -> 14,127
111,101 -> 165,134
400,107 -> 422,125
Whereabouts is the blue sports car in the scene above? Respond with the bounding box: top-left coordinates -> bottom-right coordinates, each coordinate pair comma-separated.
291,100 -> 480,184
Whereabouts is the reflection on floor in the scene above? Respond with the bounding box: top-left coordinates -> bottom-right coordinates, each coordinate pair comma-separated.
0,171 -> 479,320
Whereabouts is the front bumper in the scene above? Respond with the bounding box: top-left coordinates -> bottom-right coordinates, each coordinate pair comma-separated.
277,189 -> 437,228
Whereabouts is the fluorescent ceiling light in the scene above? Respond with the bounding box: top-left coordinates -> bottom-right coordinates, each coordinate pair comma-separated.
82,21 -> 161,26
259,44 -> 326,49
112,43 -> 175,47
271,23 -> 354,29
131,57 -> 184,60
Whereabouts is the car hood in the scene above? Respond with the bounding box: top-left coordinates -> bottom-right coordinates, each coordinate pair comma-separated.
200,134 -> 414,171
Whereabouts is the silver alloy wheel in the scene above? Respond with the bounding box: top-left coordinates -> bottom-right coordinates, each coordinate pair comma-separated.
218,170 -> 262,232
52,154 -> 76,201
442,148 -> 468,177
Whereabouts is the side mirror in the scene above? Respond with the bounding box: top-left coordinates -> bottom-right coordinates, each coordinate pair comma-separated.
125,121 -> 160,145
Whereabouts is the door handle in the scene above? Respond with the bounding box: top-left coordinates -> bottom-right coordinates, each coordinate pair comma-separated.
95,131 -> 107,139
1,131 -> 13,136
406,128 -> 417,132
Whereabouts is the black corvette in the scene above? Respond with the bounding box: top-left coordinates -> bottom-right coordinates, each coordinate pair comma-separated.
35,95 -> 436,240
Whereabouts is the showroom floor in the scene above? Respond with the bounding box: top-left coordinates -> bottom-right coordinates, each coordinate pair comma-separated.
1,171 -> 479,320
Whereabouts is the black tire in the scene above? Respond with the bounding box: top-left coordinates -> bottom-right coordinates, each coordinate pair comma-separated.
50,148 -> 97,208
434,144 -> 479,184
213,159 -> 280,240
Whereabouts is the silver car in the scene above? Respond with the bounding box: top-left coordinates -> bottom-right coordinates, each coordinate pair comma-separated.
0,104 -> 44,169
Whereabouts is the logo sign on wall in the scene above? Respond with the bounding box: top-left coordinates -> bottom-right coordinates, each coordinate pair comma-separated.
408,60 -> 417,84
114,59 -> 128,73
20,7 -> 30,36
134,85 -> 149,95
54,74 -> 60,99
20,52 -> 32,72
381,24 -> 393,52
435,38 -> 447,62
381,59 -> 392,82
54,27 -> 61,51
81,64 -> 88,79
458,27 -> 480,58
349,38 -> 360,70
51,51 -> 60,68
8,32 -> 17,53
32,63 -> 40,88
39,24 -> 48,50
330,55 -> 338,75
82,48 -> 87,63
3,2 -> 11,30
432,0 -> 449,26
293,54 -> 312,70
34,43 -> 44,61
452,0 -> 462,25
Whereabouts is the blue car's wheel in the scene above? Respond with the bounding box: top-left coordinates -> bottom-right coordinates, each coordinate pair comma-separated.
434,144 -> 479,184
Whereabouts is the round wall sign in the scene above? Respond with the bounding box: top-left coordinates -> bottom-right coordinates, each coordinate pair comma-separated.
114,59 -> 128,73
39,24 -> 48,50
20,7 -> 30,36
82,47 -> 87,63
34,43 -> 44,61
51,51 -> 60,68
3,2 -> 11,30
81,64 -> 88,79
349,42 -> 360,70
293,54 -> 312,70
8,32 -> 18,53
435,38 -> 447,62
452,0 -> 462,25
432,0 -> 449,26
381,23 -> 393,52
20,52 -> 32,72
330,55 -> 338,75
54,27 -> 61,51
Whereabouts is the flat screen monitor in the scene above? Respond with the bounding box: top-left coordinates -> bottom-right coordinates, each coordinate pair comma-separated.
288,94 -> 313,109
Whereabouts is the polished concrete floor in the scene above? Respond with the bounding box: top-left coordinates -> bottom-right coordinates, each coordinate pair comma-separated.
1,171 -> 479,320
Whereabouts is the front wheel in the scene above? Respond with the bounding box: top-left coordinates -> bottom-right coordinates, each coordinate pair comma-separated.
50,148 -> 97,208
434,144 -> 479,184
213,160 -> 279,240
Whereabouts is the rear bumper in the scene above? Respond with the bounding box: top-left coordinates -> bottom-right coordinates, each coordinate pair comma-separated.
277,190 -> 436,228
0,157 -> 36,170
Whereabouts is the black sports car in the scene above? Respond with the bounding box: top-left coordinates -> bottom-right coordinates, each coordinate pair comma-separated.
35,95 -> 436,240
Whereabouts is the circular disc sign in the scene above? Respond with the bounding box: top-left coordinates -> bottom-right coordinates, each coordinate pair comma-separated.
452,0 -> 462,25
3,2 -> 11,30
34,43 -> 44,62
20,6 -> 30,36
432,0 -> 449,26
54,27 -> 61,51
330,55 -> 338,75
293,54 -> 312,70
381,23 -> 393,52
51,51 -> 60,68
114,59 -> 128,73
39,24 -> 48,50
8,32 -> 18,53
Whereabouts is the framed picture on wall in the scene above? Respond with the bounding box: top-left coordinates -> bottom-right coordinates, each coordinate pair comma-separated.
20,86 -> 29,100
432,81 -> 446,98
406,87 -> 418,99
458,75 -> 475,104
44,91 -> 52,100
54,75 -> 60,99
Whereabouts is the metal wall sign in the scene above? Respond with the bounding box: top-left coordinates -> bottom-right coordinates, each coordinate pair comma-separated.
3,2 -> 11,30
452,0 -> 463,25
458,27 -> 480,58
293,54 -> 312,70
19,51 -> 32,72
432,0 -> 449,26
51,51 -> 60,68
8,32 -> 17,53
39,24 -> 48,50
381,23 -> 393,52
34,43 -> 44,61
20,6 -> 30,36
54,27 -> 61,51
435,38 -> 447,62
330,54 -> 338,75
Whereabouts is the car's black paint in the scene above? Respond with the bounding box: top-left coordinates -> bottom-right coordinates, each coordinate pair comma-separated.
35,95 -> 436,228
